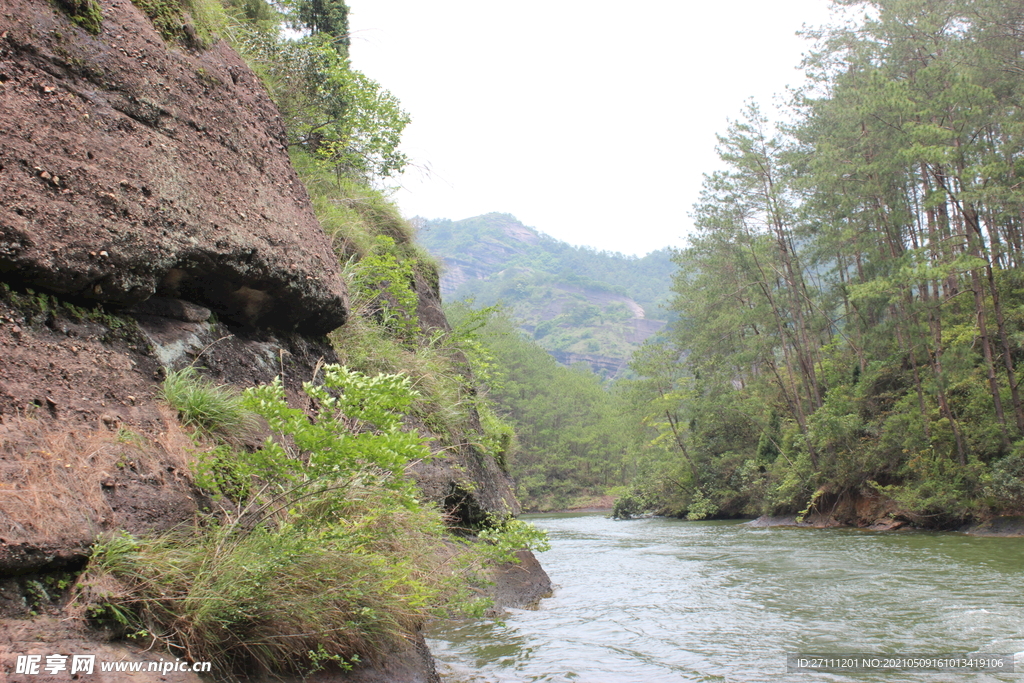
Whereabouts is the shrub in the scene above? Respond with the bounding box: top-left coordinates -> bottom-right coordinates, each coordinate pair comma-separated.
612,485 -> 654,520
476,516 -> 550,563
83,366 -> 493,678
685,489 -> 719,521
985,446 -> 1024,508
237,364 -> 431,503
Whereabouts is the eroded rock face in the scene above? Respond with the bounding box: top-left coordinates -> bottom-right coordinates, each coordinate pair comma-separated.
0,0 -> 347,334
0,288 -> 341,580
0,7 -> 535,677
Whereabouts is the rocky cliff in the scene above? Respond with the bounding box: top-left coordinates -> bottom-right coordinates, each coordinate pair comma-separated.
1,0 -> 346,334
0,1 -> 546,679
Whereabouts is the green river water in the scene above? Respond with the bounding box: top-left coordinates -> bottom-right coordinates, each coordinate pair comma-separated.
426,513 -> 1024,682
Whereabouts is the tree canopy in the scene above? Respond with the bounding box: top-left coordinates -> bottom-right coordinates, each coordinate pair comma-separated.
620,0 -> 1024,524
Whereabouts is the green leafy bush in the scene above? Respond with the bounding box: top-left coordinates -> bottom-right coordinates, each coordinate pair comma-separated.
85,366 -> 491,678
239,364 -> 430,503
685,489 -> 719,521
985,448 -> 1024,506
476,516 -> 550,563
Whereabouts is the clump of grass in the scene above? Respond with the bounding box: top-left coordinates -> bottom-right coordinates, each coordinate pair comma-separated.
80,486 -> 481,678
160,367 -> 256,440
290,150 -> 415,259
0,414 -> 191,543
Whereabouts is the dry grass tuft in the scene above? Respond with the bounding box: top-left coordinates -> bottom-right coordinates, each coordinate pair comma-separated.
0,411 -> 194,543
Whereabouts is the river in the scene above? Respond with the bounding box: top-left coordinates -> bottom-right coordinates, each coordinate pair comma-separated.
426,513 -> 1024,682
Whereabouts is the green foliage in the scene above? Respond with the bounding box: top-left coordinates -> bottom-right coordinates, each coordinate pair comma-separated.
349,236 -> 421,341
685,489 -> 719,521
289,0 -> 350,46
57,0 -> 103,34
478,402 -> 515,474
476,516 -> 551,563
985,447 -> 1024,507
622,0 -> 1024,525
239,365 -> 430,504
447,304 -> 631,510
292,150 -> 414,258
236,31 -> 408,182
872,451 -> 989,522
85,367 -> 498,679
328,307 -> 470,446
130,0 -> 227,47
612,484 -> 656,520
191,444 -> 259,503
161,367 -> 256,440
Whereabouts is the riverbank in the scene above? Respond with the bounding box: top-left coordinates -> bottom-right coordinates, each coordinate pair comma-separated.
523,494 -> 616,514
747,513 -> 1024,536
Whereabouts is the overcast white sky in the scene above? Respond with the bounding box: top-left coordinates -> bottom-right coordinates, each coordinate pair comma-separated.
347,0 -> 835,256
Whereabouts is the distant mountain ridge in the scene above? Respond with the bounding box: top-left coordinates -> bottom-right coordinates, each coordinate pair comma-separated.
415,213 -> 674,377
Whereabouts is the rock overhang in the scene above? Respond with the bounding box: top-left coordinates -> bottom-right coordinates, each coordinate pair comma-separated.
0,0 -> 348,335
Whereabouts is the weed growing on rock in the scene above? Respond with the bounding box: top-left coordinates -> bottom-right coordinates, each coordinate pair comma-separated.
130,0 -> 227,47
56,0 -> 103,34
350,235 -> 421,341
84,366 -> 493,679
160,366 -> 256,440
84,493 -> 458,677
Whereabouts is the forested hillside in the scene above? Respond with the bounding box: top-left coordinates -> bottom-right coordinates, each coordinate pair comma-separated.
418,213 -> 673,377
447,304 -> 633,510
619,0 -> 1024,526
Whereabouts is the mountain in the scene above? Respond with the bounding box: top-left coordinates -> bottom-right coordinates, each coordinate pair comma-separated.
416,213 -> 674,378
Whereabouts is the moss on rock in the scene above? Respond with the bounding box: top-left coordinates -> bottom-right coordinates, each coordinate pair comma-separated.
56,0 -> 103,34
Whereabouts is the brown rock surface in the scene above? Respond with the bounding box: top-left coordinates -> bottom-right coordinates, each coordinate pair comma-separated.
1,618 -> 206,683
0,0 -> 347,334
0,288 -> 342,579
0,6 -> 539,680
487,549 -> 552,612
746,487 -> 908,530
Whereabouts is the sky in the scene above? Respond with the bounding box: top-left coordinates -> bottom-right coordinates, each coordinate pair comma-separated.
347,0 -> 836,256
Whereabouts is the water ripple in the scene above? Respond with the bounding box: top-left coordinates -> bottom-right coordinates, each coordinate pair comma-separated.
428,514 -> 1024,682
